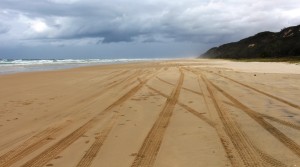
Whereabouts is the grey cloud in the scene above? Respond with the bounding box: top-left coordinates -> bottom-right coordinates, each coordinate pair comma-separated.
0,0 -> 113,18
0,24 -> 9,34
1,0 -> 300,58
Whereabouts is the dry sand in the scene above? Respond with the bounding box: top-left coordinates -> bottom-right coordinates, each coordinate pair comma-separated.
0,59 -> 300,167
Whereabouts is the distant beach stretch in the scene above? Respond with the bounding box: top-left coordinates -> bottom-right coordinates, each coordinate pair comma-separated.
0,58 -> 168,74
0,59 -> 300,166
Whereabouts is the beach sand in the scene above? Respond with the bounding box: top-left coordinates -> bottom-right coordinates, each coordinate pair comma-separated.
0,59 -> 300,167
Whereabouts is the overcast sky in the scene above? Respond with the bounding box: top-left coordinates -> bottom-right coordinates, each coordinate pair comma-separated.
0,0 -> 300,59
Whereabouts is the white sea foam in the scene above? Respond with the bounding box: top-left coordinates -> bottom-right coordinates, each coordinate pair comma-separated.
0,58 -> 168,74
0,58 -> 165,66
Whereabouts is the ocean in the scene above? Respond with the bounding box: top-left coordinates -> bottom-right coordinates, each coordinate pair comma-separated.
0,58 -> 166,75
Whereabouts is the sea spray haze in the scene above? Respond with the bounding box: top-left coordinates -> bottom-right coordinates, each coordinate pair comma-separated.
0,58 -> 168,74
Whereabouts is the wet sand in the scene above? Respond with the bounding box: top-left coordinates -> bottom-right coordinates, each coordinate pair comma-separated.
0,59 -> 300,167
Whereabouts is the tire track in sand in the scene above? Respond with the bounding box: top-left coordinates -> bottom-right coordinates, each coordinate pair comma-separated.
21,72 -> 156,167
223,100 -> 300,131
262,115 -> 300,131
156,76 -> 203,96
210,71 -> 300,110
207,78 -> 300,158
0,71 -> 144,167
75,73 -> 157,167
103,70 -> 130,82
145,84 -> 215,128
185,68 -> 287,167
180,68 -> 244,167
75,114 -> 118,167
193,68 -> 300,132
201,74 -> 273,167
0,70 -> 128,103
131,69 -> 184,167
74,70 -> 142,105
0,121 -> 72,167
74,70 -> 129,88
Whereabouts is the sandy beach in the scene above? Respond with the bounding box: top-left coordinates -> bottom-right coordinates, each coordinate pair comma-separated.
0,59 -> 300,167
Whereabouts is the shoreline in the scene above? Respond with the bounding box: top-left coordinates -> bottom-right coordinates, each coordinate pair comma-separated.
1,58 -> 300,76
0,58 -> 171,75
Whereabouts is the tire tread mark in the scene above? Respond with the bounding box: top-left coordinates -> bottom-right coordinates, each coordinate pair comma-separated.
80,70 -> 130,88
104,70 -> 130,81
76,115 -> 118,167
262,115 -> 300,131
256,148 -> 287,167
177,102 -> 216,127
208,79 -> 300,158
0,70 -> 144,167
218,97 -> 300,131
21,114 -> 103,167
186,68 -> 286,167
202,74 -> 266,167
156,76 -> 203,96
225,101 -> 300,131
101,70 -> 141,89
212,71 -> 300,110
53,70 -> 144,122
75,73 -> 155,167
131,69 -> 184,167
145,84 -> 215,127
0,121 -> 71,167
21,72 -> 156,167
155,76 -> 175,86
184,68 -> 244,167
78,70 -> 142,104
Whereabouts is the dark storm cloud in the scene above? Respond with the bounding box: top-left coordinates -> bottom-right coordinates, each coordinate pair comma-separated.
0,0 -> 112,17
0,0 -> 300,58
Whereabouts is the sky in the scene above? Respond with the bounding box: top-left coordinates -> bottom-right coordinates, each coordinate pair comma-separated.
0,0 -> 300,59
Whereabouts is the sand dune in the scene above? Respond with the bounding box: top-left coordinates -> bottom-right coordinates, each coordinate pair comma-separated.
0,60 -> 300,167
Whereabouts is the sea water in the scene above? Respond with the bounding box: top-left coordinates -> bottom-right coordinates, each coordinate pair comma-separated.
0,58 -> 166,75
